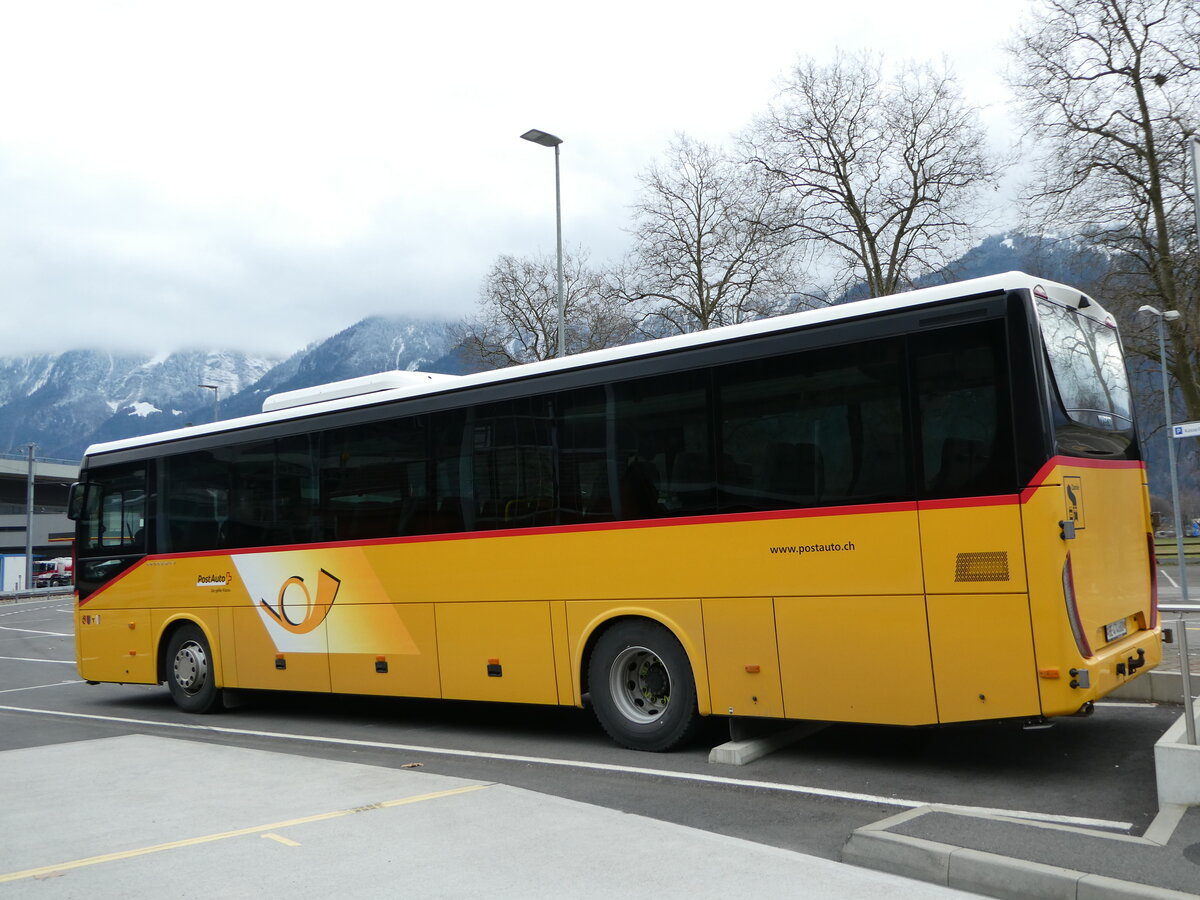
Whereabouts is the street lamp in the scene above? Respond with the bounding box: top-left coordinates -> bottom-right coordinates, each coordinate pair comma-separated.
24,443 -> 36,592
1139,304 -> 1195,745
199,384 -> 220,423
520,128 -> 565,359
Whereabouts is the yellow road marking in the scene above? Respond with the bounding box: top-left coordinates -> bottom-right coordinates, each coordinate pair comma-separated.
261,833 -> 301,847
0,784 -> 487,884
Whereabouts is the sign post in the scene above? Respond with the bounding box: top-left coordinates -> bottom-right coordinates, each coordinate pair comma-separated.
1141,295 -> 1193,745
1170,416 -> 1197,746
1185,135 -> 1200,741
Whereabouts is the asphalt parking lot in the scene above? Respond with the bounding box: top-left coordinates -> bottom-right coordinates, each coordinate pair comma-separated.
1,594 -> 1196,897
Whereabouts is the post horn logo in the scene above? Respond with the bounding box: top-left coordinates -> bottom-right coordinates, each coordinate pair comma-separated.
259,569 -> 341,634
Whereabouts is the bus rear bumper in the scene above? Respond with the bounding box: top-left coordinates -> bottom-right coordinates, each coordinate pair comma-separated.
1046,628 -> 1163,713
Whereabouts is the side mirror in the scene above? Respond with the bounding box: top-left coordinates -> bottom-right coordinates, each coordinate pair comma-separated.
67,482 -> 97,521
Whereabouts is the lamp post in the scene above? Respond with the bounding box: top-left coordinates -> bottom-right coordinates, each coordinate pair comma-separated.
199,384 -> 220,423
1190,135 -> 1200,252
1139,304 -> 1195,745
24,443 -> 35,592
520,128 -> 565,359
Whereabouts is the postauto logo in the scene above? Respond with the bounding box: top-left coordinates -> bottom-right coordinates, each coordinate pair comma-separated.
259,570 -> 342,635
231,553 -> 343,649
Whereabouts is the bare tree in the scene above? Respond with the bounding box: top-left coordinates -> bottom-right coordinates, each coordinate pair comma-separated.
618,134 -> 809,335
1008,0 -> 1200,420
745,52 -> 1001,300
454,249 -> 636,368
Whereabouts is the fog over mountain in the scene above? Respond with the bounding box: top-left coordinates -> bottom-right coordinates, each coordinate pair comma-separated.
0,234 -> 1129,466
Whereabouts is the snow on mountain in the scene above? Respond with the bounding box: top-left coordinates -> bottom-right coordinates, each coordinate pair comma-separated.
0,315 -> 460,460
218,315 -> 462,420
0,349 -> 285,459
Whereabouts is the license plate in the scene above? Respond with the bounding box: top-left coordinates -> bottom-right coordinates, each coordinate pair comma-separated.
1105,618 -> 1128,642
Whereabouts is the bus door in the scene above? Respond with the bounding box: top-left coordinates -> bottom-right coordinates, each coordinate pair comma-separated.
70,464 -> 156,682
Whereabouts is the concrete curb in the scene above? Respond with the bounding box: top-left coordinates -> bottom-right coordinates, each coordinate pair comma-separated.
1110,670 -> 1193,704
707,722 -> 826,765
842,806 -> 1198,900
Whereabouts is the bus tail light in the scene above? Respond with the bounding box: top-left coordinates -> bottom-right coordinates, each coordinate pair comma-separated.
1062,555 -> 1092,658
1147,533 -> 1159,629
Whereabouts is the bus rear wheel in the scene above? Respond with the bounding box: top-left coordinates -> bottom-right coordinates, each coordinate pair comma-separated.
165,624 -> 221,714
588,620 -> 700,752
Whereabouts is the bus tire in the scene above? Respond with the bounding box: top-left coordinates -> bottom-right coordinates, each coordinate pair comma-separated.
588,620 -> 701,752
165,623 -> 221,714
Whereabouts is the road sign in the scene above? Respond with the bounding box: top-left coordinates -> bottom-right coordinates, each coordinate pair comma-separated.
1172,421 -> 1200,438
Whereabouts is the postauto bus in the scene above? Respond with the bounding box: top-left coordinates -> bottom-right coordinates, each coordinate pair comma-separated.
68,272 -> 1160,750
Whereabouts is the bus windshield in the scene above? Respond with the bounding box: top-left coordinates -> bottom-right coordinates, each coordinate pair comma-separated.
1036,299 -> 1133,432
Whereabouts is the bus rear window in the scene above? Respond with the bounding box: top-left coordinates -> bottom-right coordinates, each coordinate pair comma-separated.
1037,300 -> 1133,433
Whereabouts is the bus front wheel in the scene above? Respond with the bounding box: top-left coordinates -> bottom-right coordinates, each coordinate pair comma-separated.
588,620 -> 701,752
165,624 -> 221,714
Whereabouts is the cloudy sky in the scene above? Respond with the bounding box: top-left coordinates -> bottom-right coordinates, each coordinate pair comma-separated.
0,0 -> 1033,359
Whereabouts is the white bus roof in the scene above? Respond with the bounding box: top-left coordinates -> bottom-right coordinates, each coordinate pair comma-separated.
82,271 -> 1101,460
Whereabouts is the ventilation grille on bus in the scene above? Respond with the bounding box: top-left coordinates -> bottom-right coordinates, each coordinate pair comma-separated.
954,551 -> 1010,582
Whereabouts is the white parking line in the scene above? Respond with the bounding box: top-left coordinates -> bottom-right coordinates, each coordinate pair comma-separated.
0,681 -> 83,695
0,704 -> 1134,833
0,600 -> 73,616
0,626 -> 72,637
0,657 -> 75,664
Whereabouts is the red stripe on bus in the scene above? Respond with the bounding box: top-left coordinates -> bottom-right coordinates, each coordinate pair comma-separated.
917,495 -> 1019,511
148,499 -> 922,563
77,456 -> 1146,605
1018,456 -> 1144,503
1026,455 -> 1143,488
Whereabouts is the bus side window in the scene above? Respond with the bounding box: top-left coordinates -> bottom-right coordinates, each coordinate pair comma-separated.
716,337 -> 908,511
610,371 -> 715,520
558,387 -> 614,525
319,418 -> 430,541
469,397 -> 556,531
431,409 -> 469,534
160,451 -> 231,553
73,464 -> 148,598
76,466 -> 147,555
912,321 -> 1016,499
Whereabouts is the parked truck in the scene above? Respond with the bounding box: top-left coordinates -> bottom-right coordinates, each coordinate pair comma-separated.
32,557 -> 73,588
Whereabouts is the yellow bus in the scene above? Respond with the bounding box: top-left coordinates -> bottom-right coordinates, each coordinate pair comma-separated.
68,272 -> 1161,751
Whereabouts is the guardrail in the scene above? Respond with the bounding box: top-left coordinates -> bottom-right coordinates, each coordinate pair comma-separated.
0,586 -> 74,602
0,451 -> 79,466
1155,536 -> 1200,562
1158,602 -> 1197,746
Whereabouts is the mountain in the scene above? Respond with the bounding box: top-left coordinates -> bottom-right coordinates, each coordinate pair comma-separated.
828,233 -> 1110,304
216,315 -> 467,421
0,316 -> 461,461
934,233 -> 1110,287
0,350 -> 282,460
